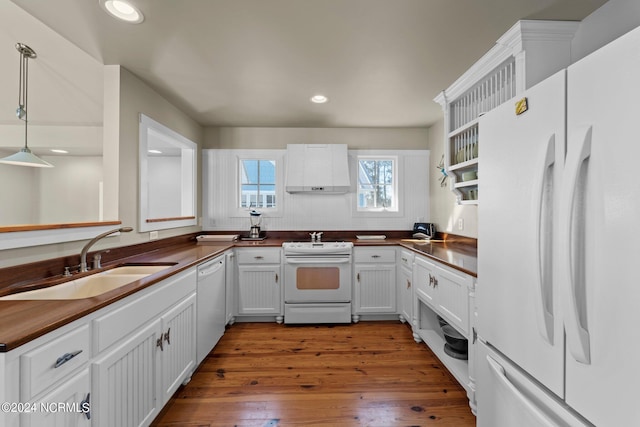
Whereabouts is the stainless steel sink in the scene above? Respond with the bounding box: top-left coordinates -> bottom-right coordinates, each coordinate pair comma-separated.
0,265 -> 173,300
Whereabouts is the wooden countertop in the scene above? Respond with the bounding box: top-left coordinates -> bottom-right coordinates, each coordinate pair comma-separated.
232,237 -> 477,277
0,243 -> 232,352
0,234 -> 476,352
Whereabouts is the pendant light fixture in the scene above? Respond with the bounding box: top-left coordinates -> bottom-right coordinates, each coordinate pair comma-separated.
0,43 -> 53,168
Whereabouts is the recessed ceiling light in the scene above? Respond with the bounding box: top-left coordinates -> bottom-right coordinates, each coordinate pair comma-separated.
311,95 -> 328,104
50,149 -> 68,154
99,0 -> 144,23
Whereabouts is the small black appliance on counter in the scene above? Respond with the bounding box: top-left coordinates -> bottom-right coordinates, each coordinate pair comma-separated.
413,223 -> 436,240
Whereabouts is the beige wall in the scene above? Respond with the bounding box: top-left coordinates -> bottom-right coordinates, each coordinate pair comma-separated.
426,118 -> 478,238
116,67 -> 203,245
204,127 -> 429,150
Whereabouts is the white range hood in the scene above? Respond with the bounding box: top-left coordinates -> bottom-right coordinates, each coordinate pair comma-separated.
285,144 -> 351,194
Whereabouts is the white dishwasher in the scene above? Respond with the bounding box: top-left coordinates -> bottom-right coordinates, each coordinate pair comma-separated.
196,254 -> 226,365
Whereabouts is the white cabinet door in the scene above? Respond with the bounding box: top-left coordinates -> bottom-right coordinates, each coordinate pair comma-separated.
92,319 -> 162,427
22,369 -> 91,427
160,293 -> 196,402
225,251 -> 236,324
237,265 -> 281,315
414,255 -> 471,336
413,256 -> 436,307
353,264 -> 396,314
399,265 -> 413,323
398,250 -> 414,324
434,264 -> 470,336
353,247 -> 397,316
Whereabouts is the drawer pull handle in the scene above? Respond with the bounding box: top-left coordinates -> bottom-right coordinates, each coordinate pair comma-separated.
254,256 -> 264,260
371,255 -> 381,258
164,327 -> 171,345
80,392 -> 91,420
275,273 -> 279,283
156,337 -> 164,351
407,279 -> 411,289
54,350 -> 82,368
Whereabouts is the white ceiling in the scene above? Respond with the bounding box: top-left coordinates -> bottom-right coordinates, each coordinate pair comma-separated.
4,0 -> 606,129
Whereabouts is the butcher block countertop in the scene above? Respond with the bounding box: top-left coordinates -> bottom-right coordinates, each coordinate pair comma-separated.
0,231 -> 476,352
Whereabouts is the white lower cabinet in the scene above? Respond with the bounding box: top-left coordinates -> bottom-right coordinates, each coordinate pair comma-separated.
352,248 -> 397,322
160,294 -> 197,401
414,255 -> 470,335
18,325 -> 91,427
412,253 -> 476,411
0,322 -> 92,427
20,324 -> 90,402
413,255 -> 437,308
0,267 -> 198,427
23,368 -> 91,427
92,292 -> 197,427
91,270 -> 197,427
398,250 -> 415,324
236,248 -> 282,322
225,251 -> 236,325
92,319 -> 162,427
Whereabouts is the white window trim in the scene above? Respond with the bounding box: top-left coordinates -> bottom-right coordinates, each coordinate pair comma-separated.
138,114 -> 197,232
350,150 -> 404,218
232,150 -> 284,218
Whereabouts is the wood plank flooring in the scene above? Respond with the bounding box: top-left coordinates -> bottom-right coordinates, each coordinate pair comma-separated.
151,321 -> 476,427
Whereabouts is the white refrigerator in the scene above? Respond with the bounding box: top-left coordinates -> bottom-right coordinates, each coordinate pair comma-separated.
477,25 -> 640,427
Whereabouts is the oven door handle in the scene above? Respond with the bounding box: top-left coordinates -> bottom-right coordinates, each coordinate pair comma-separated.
285,258 -> 351,265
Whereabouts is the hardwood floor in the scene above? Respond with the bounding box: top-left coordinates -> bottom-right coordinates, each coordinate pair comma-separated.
152,321 -> 476,427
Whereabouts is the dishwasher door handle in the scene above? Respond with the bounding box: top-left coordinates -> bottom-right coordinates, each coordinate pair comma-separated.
198,259 -> 224,277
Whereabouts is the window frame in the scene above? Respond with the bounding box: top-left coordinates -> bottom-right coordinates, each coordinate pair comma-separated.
239,158 -> 277,209
234,153 -> 284,218
352,151 -> 403,217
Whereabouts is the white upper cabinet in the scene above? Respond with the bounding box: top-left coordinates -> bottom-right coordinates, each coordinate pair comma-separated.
434,20 -> 579,204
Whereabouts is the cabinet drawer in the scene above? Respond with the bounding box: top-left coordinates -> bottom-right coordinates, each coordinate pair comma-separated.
354,248 -> 396,263
20,325 -> 90,401
236,248 -> 281,264
399,250 -> 414,269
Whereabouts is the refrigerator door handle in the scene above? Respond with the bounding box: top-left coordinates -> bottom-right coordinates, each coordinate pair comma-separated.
486,355 -> 556,427
533,134 -> 556,345
561,125 -> 592,364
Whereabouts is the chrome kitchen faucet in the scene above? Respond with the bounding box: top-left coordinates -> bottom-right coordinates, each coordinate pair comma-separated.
79,227 -> 133,272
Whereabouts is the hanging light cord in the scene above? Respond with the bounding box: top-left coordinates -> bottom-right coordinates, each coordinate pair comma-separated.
0,43 -> 52,167
17,49 -> 29,146
14,43 -> 37,151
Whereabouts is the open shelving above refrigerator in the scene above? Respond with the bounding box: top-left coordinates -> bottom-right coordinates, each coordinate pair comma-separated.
434,20 -> 579,205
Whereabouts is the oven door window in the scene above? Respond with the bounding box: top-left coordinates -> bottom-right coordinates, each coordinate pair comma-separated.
296,267 -> 340,290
